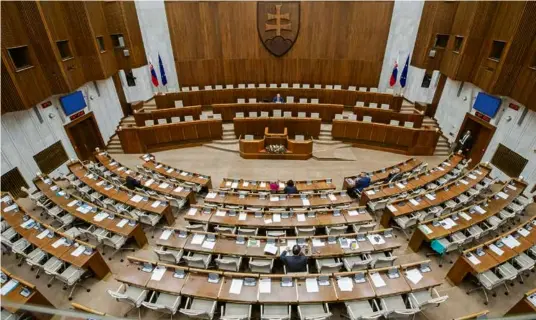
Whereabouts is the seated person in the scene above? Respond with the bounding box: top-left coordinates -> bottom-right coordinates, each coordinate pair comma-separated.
269,181 -> 279,193
284,180 -> 298,194
353,174 -> 371,194
272,93 -> 284,103
280,245 -> 308,273
386,168 -> 402,183
125,176 -> 142,190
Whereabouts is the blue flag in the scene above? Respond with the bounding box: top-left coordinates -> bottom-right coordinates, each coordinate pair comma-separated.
158,54 -> 167,86
400,55 -> 409,88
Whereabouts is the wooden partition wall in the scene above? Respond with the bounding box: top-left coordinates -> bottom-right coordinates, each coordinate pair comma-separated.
133,106 -> 203,126
353,107 -> 425,128
213,103 -> 343,122
154,88 -> 403,112
332,120 -> 440,155
234,117 -> 321,138
118,120 -> 223,153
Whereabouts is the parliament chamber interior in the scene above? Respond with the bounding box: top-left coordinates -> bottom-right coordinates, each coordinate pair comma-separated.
1,1 -> 536,319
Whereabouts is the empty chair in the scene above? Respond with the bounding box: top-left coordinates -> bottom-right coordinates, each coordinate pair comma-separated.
409,288 -> 449,310
380,295 -> 420,318
145,119 -> 154,126
298,112 -> 306,118
248,112 -> 258,118
381,104 -> 390,110
389,120 -> 400,126
174,100 -> 184,108
311,112 -> 320,119
266,230 -> 286,237
236,112 -> 244,118
185,116 -> 194,122
215,255 -> 242,271
260,111 -> 269,118
370,251 -> 397,268
142,292 -> 182,319
369,103 -> 378,108
55,265 -> 89,300
404,121 -> 414,128
326,225 -> 347,235
286,96 -> 294,103
182,87 -> 190,92
157,118 -> 167,124
248,98 -> 257,103
298,303 -> 331,320
393,213 -> 419,238
295,226 -> 316,236
102,233 -> 131,261
512,253 -> 535,283
343,255 -> 373,271
171,116 -> 181,123
273,110 -> 282,117
466,270 -> 505,305
363,116 -> 372,123
26,248 -> 47,277
184,252 -> 212,268
496,262 -> 518,289
204,85 -> 212,90
180,297 -> 217,320
249,258 -> 274,273
238,227 -> 258,236
345,299 -> 383,320
214,225 -> 236,234
237,98 -> 246,103
154,246 -> 183,264
356,101 -> 365,107
221,303 -> 252,320
191,86 -> 199,91
226,84 -> 234,89
261,304 -> 291,320
283,111 -> 293,118
315,258 -> 343,273
107,283 -> 148,318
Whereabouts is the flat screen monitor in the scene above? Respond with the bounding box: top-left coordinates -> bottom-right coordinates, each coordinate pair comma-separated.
473,92 -> 501,118
60,91 -> 86,116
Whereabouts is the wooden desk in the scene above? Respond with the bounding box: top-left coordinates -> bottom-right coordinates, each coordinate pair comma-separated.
219,178 -> 336,193
344,158 -> 423,189
381,165 -> 492,228
68,161 -> 174,225
332,120 -> 440,156
408,179 -> 527,252
94,152 -> 196,204
234,117 -> 321,138
333,272 -> 376,301
1,267 -> 55,320
368,270 -> 411,297
145,266 -> 188,295
352,106 -> 424,128
181,271 -> 223,300
505,288 -> 536,315
142,156 -> 212,189
155,87 -> 403,112
258,276 -> 298,304
296,276 -> 338,303
359,154 -> 464,205
115,263 -> 153,287
118,119 -> 223,154
400,261 -> 443,291
133,106 -> 202,126
219,273 -> 259,303
33,177 -> 148,248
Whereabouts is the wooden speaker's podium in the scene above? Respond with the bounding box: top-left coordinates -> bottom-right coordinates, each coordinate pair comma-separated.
239,127 -> 312,160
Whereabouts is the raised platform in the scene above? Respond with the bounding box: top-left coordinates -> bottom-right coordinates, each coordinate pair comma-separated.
239,149 -> 312,160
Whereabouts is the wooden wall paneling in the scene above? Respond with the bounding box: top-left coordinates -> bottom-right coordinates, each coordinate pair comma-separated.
121,1 -> 147,68
1,1 -> 54,111
511,33 -> 536,112
1,58 -> 26,114
166,1 -> 393,87
84,2 -> 118,79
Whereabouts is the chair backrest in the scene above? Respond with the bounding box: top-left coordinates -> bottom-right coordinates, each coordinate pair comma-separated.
311,113 -> 319,118
295,135 -> 305,141
245,135 -> 254,141
226,84 -> 234,89
390,120 -> 400,126
298,112 -> 306,118
293,83 -> 300,88
270,83 -> 278,88
204,85 -> 212,90
370,88 -> 378,92
284,111 -> 292,118
213,114 -> 222,120
311,98 -> 319,104
281,83 -> 289,88
356,101 -> 364,107
325,85 -> 334,89
215,85 -> 223,90
259,83 -> 267,88
335,114 -> 343,120
386,88 -> 394,94
286,96 -> 294,103
348,86 -> 357,91
363,116 -> 372,123
248,98 -> 257,103
236,112 -> 244,118
359,87 -> 367,92
238,84 -> 246,88
369,103 -> 378,108
247,83 -> 255,88
145,120 -> 154,126
260,111 -> 269,118
200,114 -> 208,120
404,121 -> 414,128
303,84 -> 310,88
171,117 -> 181,123
185,116 -> 193,122
349,114 -> 357,121
174,100 -> 184,108
248,112 -> 257,118
191,86 -> 199,91
273,110 -> 282,117
334,85 -> 342,90
237,98 -> 246,104
182,87 -> 190,92
381,104 -> 390,110
299,98 -> 307,103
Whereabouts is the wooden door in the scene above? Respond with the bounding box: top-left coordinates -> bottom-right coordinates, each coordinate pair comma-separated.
455,113 -> 496,166
64,112 -> 105,161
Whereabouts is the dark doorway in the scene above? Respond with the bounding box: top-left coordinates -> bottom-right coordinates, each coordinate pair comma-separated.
64,112 -> 105,161
455,113 -> 496,166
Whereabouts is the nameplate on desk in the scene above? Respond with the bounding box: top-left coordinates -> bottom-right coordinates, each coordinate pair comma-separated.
156,164 -> 163,169
473,206 -> 486,214
158,183 -> 169,189
437,167 -> 445,171
259,278 -> 271,293
270,196 -> 279,202
396,183 -> 405,189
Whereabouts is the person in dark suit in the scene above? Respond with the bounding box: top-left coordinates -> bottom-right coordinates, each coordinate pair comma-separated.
457,130 -> 474,156
353,174 -> 371,193
386,168 -> 402,183
280,245 -> 308,272
125,176 -> 142,190
284,180 -> 298,194
272,93 -> 284,103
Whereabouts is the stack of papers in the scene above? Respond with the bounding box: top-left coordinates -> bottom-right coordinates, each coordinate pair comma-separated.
144,179 -> 155,187
160,229 -> 173,240
206,192 -> 217,199
507,185 -> 517,191
93,212 -> 109,222
156,164 -> 163,169
337,277 -> 353,292
467,254 -> 481,265
348,210 -> 359,216
191,234 -> 206,245
405,269 -> 423,284
0,196 -> 11,203
229,279 -> 243,294
297,214 -> 306,222
130,195 -> 143,203
71,245 -> 86,257
215,210 -> 226,217
180,172 -> 189,176
151,266 -> 166,281
151,201 -> 161,208
117,219 -> 129,228
187,208 -> 198,216
225,181 -> 232,187
305,278 -> 319,293
489,244 -> 504,256
202,240 -> 216,250
76,205 -> 92,214
273,214 -> 281,222
437,167 -> 445,171
468,174 -> 477,179
259,278 -> 271,293
370,273 -> 386,288
96,181 -> 105,187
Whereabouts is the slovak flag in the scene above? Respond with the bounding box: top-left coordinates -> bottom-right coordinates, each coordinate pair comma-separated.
389,59 -> 398,87
149,59 -> 159,87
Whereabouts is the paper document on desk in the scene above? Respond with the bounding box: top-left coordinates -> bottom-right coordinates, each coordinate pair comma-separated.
259,278 -> 271,293
328,194 -> 337,201
36,229 -> 50,239
187,208 -> 197,216
130,195 -> 143,203
173,186 -> 184,193
365,190 -> 375,195
297,214 -> 306,222
425,194 -> 436,201
166,168 -> 174,173
1,279 -> 18,296
507,185 -> 517,191
260,182 -> 267,188
160,229 -> 173,240
180,172 -> 188,176
156,164 -> 163,169
467,254 -> 481,265
405,269 -> 423,284
3,204 -> 17,213
67,200 -> 78,207
225,181 -> 232,187
264,243 -> 278,255
409,199 -> 419,206
231,182 -> 239,189
279,182 -> 285,189
348,210 -> 359,216
52,238 -> 66,248
264,219 -> 272,225
370,273 -> 386,288
116,219 -> 129,228
158,183 -> 169,189
215,210 -> 226,217
71,245 -> 86,257
151,266 -> 166,281
273,214 -> 281,222
503,235 -> 520,248
201,240 -> 216,250
270,196 -> 279,202
489,244 -> 504,256
243,181 -> 250,187
191,234 -> 205,245
337,277 -> 353,291
437,167 -> 445,171
518,228 -> 530,237
51,185 -> 59,191
396,183 -> 405,189
94,212 -> 109,222
239,213 -> 247,221
305,278 -> 319,293
1,196 -> 11,203
151,201 -> 161,208
144,179 -> 155,187
497,192 -> 509,199
474,206 -> 486,214
386,205 -> 397,212
302,199 -> 310,206
442,218 -> 457,229
312,239 -> 325,247
206,192 -> 217,199
460,212 -> 472,221
419,225 -> 433,235
468,174 -> 477,180
460,179 -> 469,185
118,167 -> 125,172
367,234 -> 385,245
229,279 -> 243,295
96,181 -> 105,187
20,219 -> 35,229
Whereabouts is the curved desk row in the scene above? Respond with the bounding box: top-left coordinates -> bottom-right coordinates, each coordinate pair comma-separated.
133,106 -> 202,126
219,178 -> 336,193
141,155 -> 212,190
212,102 -> 343,122
332,119 -> 440,156
233,117 -> 322,138
118,119 -> 222,154
155,87 -> 403,111
353,106 -> 424,128
343,158 -> 423,190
